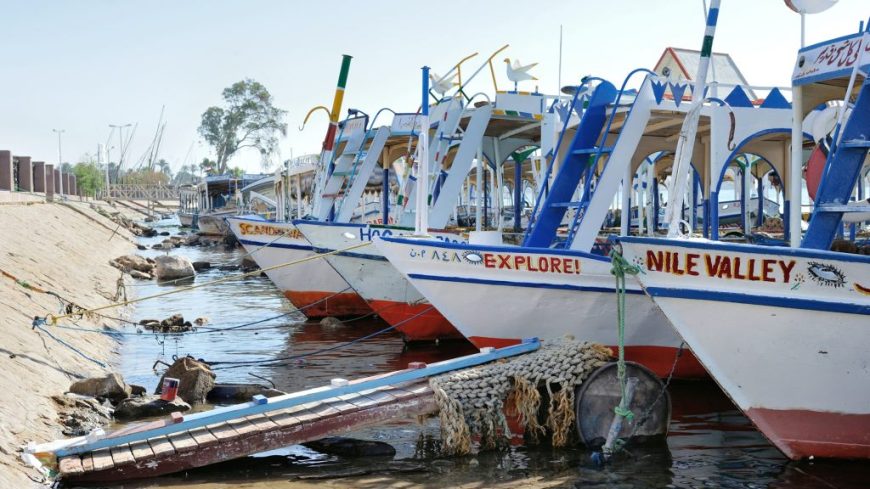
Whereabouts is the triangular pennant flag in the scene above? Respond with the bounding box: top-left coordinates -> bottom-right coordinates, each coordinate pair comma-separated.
669,82 -> 688,107
724,86 -> 754,108
553,101 -> 570,123
759,87 -> 791,109
651,80 -> 667,104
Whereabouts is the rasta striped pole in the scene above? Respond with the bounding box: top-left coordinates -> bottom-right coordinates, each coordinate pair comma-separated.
415,66 -> 431,236
323,54 -> 353,154
665,0 -> 721,237
311,54 -> 351,219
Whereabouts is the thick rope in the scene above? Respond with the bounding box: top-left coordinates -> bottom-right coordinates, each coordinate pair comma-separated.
44,241 -> 373,324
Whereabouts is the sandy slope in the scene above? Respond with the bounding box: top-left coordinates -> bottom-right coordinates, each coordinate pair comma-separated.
0,200 -> 134,487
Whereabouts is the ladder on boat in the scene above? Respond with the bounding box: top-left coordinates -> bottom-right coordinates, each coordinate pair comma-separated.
314,119 -> 388,221
332,125 -> 391,222
427,104 -> 492,229
802,79 -> 870,250
398,96 -> 466,227
522,73 -> 656,251
522,79 -> 618,248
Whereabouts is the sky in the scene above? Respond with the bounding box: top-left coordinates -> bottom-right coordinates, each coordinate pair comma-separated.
1,0 -> 867,174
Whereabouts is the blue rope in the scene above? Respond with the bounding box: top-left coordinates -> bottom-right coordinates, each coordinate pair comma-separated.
32,318 -> 107,368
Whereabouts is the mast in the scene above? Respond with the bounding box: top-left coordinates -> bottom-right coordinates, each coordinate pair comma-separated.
664,0 -> 722,237
415,66 -> 431,235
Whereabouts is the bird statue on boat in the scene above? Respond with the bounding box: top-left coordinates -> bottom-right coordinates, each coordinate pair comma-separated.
504,58 -> 538,91
429,71 -> 458,97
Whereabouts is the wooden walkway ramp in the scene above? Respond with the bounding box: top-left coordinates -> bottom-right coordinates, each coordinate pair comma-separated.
49,340 -> 540,485
59,381 -> 434,484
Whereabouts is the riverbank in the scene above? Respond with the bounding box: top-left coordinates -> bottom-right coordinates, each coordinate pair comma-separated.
0,199 -> 136,487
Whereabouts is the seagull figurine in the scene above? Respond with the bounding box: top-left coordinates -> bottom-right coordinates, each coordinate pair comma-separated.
429,71 -> 458,97
504,58 -> 538,90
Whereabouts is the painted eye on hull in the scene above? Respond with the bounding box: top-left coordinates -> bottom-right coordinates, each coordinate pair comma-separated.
463,252 -> 483,264
807,261 -> 846,288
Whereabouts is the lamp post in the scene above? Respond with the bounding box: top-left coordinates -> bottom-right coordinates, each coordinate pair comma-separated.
52,129 -> 65,197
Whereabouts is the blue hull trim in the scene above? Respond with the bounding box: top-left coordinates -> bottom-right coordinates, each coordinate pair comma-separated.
239,239 -> 312,252
311,247 -> 388,261
646,287 -> 870,316
407,273 -> 643,295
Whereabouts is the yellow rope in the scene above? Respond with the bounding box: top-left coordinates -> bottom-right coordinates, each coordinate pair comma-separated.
45,241 -> 373,325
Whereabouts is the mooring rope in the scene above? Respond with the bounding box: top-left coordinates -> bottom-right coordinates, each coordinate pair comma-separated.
609,248 -> 643,423
31,319 -> 107,368
42,241 -> 373,325
209,306 -> 435,369
37,286 -> 357,337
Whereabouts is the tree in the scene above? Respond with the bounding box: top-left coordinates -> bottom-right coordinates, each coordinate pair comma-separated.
156,159 -> 172,177
172,164 -> 199,185
199,158 -> 217,176
198,79 -> 287,174
72,161 -> 105,196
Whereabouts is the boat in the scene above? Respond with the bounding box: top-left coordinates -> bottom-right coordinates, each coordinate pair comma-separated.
618,28 -> 870,459
377,34 -> 797,378
227,215 -> 373,318
176,174 -> 268,235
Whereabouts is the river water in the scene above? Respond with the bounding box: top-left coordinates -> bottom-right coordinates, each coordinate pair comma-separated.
105,217 -> 866,489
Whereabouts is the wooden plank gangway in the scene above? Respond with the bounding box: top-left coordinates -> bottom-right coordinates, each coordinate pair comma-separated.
48,340 -> 540,485
59,381 -> 434,484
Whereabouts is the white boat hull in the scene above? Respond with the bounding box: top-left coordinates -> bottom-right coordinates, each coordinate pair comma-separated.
294,221 -> 466,341
375,236 -> 706,378
619,237 -> 870,459
226,216 -> 371,318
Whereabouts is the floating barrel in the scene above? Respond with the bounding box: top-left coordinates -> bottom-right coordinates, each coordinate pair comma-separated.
574,361 -> 670,449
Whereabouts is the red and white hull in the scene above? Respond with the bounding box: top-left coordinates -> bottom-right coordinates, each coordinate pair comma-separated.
294,220 -> 466,342
226,216 -> 371,318
375,236 -> 705,379
619,237 -> 870,460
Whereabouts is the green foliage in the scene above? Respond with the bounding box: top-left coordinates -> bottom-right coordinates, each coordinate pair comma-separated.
72,162 -> 105,196
199,158 -> 217,176
155,159 -> 172,177
172,164 -> 199,185
198,79 -> 287,174
119,169 -> 170,185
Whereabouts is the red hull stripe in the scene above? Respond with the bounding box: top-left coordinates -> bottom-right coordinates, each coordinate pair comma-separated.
284,291 -> 372,319
467,336 -> 707,379
368,300 -> 463,341
746,408 -> 870,460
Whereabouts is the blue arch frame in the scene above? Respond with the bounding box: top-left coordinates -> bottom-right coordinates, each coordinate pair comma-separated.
710,128 -> 812,240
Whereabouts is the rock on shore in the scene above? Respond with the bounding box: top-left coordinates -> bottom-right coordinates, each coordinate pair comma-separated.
114,396 -> 191,420
153,255 -> 195,280
156,357 -> 216,404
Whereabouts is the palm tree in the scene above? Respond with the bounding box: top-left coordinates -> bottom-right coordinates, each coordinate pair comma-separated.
156,159 -> 172,177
